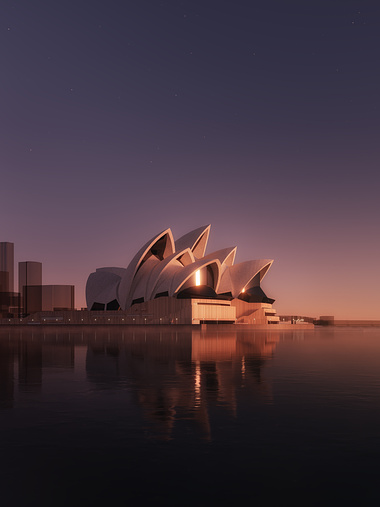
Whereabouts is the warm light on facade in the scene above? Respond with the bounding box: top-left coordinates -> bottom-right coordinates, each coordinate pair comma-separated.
195,270 -> 201,286
241,287 -> 245,293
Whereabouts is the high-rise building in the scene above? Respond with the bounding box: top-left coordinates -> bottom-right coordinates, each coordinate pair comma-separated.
19,262 -> 43,315
0,242 -> 14,293
0,242 -> 17,317
18,263 -> 75,315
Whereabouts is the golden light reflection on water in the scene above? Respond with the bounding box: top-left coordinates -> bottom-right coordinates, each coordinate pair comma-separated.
194,361 -> 201,408
0,327 -> 283,439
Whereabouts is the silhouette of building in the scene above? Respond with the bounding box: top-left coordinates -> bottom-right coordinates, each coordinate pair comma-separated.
0,242 -> 18,317
19,261 -> 43,315
18,262 -> 74,314
41,285 -> 75,311
0,242 -> 14,292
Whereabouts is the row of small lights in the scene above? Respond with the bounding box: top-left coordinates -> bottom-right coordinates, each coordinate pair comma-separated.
9,316 -> 178,323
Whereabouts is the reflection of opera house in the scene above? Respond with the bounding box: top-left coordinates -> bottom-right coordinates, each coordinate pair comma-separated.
85,328 -> 279,440
86,225 -> 281,326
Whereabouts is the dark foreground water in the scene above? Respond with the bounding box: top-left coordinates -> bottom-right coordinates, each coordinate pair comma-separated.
1,326 -> 380,506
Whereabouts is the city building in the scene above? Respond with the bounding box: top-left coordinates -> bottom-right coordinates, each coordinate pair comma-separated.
0,242 -> 18,317
19,261 -> 43,315
0,241 -> 76,319
86,225 -> 279,325
41,285 -> 75,311
0,242 -> 14,293
18,262 -> 74,315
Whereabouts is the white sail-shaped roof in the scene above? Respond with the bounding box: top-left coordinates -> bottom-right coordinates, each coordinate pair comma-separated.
86,270 -> 122,310
127,256 -> 161,305
118,229 -> 174,309
146,248 -> 195,300
85,225 -> 274,310
175,225 -> 210,259
171,258 -> 222,296
218,259 -> 273,298
202,247 -> 236,270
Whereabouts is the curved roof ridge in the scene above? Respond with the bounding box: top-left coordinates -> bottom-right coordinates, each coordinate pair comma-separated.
117,228 -> 174,309
202,246 -> 237,267
170,257 -> 222,296
145,248 -> 195,301
96,267 -> 127,277
86,270 -> 121,309
219,259 -> 273,298
174,225 -> 211,258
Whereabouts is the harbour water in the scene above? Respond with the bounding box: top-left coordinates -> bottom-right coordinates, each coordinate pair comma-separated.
1,326 -> 380,506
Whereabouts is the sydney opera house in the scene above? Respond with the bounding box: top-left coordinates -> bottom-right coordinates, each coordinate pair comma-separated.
86,226 -> 280,326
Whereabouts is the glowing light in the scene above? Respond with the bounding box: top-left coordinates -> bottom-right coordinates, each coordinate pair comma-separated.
242,287 -> 245,293
195,361 -> 201,407
195,269 -> 201,286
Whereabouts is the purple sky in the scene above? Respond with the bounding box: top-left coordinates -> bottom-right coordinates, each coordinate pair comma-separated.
1,1 -> 379,318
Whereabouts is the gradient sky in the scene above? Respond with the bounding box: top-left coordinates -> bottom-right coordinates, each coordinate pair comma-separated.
1,0 -> 379,318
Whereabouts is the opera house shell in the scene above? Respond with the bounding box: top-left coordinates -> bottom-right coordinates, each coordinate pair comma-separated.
86,226 -> 279,325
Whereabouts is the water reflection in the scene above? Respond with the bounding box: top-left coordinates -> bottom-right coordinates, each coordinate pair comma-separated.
2,327 -> 380,506
0,339 -> 14,409
0,330 -> 76,409
85,328 -> 278,439
0,327 -> 281,438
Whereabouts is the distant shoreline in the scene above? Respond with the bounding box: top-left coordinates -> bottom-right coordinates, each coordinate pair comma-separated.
321,320 -> 380,327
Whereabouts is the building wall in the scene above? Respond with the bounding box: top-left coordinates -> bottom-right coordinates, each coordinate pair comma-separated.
231,299 -> 280,325
0,291 -> 20,318
0,242 -> 14,293
19,262 -> 42,292
191,299 -> 235,324
18,262 -> 43,314
0,271 -> 10,293
42,285 -> 75,311
125,297 -> 235,324
22,286 -> 42,314
0,243 -> 15,317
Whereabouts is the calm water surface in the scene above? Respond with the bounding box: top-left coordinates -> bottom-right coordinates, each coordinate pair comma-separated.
1,326 -> 380,506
